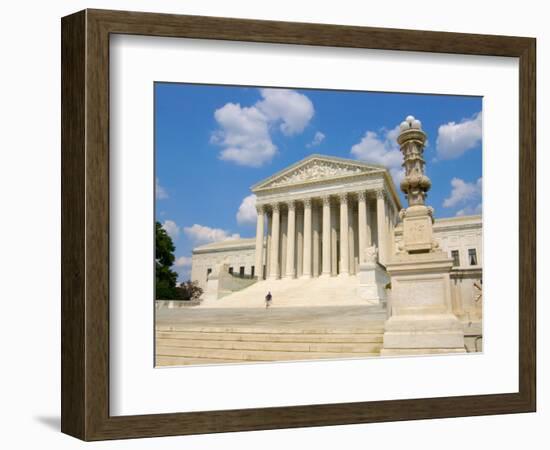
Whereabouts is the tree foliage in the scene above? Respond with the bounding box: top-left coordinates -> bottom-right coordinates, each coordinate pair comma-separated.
155,221 -> 179,299
155,221 -> 203,301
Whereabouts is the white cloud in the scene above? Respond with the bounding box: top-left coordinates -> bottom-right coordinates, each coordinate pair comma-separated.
212,89 -> 314,167
236,194 -> 258,225
174,255 -> 192,267
184,224 -> 240,244
306,131 -> 325,148
256,88 -> 314,136
350,125 -> 404,185
443,177 -> 482,216
156,178 -> 168,200
443,177 -> 482,208
436,112 -> 482,160
212,102 -> 276,167
161,220 -> 180,240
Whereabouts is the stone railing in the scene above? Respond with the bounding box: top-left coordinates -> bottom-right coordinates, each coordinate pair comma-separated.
155,299 -> 202,309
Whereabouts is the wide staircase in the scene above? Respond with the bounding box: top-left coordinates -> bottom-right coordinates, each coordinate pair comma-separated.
201,275 -> 368,308
156,275 -> 386,366
156,323 -> 385,366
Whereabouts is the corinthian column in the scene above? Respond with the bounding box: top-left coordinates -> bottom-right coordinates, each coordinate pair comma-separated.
312,203 -> 320,277
254,204 -> 265,279
321,195 -> 332,276
339,193 -> 349,275
296,208 -> 304,278
269,203 -> 280,279
302,198 -> 312,278
331,204 -> 337,276
357,191 -> 368,264
385,197 -> 390,259
266,212 -> 272,278
376,189 -> 387,265
285,200 -> 296,278
389,203 -> 396,258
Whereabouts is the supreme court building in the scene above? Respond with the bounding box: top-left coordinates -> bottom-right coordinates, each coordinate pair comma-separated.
252,154 -> 401,280
191,154 -> 483,309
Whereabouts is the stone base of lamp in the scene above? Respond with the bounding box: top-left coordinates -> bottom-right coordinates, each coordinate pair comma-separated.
380,314 -> 465,355
400,205 -> 437,253
381,251 -> 466,355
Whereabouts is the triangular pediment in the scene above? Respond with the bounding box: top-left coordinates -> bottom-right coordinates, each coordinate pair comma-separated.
252,155 -> 385,191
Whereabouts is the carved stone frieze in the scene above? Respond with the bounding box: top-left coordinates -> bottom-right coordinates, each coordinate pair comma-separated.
266,159 -> 367,188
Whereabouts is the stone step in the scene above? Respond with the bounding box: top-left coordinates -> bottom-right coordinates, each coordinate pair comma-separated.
157,337 -> 382,353
156,330 -> 383,343
156,356 -> 239,366
156,325 -> 385,334
156,345 -> 379,362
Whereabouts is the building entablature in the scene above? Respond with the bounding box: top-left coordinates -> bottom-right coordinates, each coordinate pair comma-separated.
192,238 -> 256,255
256,179 -> 389,210
252,154 -> 401,213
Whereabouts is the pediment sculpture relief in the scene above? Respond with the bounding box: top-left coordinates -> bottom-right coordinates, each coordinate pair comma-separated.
267,160 -> 366,188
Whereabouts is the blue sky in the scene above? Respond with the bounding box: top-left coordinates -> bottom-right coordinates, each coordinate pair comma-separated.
155,83 -> 482,281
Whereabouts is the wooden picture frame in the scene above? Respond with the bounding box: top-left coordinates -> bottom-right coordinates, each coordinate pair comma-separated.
61,9 -> 536,441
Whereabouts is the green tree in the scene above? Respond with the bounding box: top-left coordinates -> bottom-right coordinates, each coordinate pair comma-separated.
155,221 -> 178,299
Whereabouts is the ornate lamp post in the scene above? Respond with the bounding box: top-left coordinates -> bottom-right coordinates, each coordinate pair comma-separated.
398,115 -> 431,207
380,115 -> 465,356
397,115 -> 438,254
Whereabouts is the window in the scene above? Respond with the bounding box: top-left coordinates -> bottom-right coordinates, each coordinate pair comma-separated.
239,266 -> 245,277
206,268 -> 212,278
468,248 -> 478,266
228,267 -> 233,275
451,250 -> 460,267
251,265 -> 255,278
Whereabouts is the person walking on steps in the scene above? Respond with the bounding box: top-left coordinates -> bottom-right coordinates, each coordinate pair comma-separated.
265,291 -> 272,309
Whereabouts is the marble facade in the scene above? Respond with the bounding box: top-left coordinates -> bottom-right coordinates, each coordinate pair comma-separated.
251,155 -> 401,281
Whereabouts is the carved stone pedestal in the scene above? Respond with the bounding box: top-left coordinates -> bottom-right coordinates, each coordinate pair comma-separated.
358,248 -> 389,306
381,251 -> 465,355
401,205 -> 435,253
